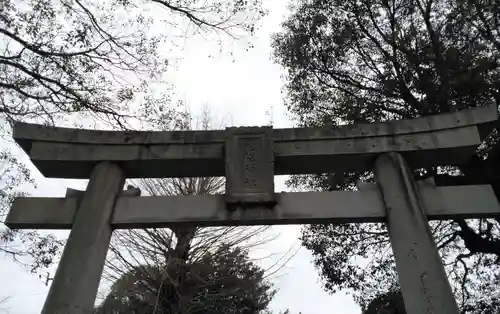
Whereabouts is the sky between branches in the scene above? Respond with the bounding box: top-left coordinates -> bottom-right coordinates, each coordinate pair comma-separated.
0,1 -> 362,313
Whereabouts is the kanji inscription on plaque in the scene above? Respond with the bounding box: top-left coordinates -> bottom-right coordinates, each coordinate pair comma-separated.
225,126 -> 275,207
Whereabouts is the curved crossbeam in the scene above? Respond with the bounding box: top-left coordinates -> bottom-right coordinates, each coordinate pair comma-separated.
13,104 -> 497,178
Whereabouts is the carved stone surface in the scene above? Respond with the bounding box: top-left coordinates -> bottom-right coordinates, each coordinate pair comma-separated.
225,126 -> 275,207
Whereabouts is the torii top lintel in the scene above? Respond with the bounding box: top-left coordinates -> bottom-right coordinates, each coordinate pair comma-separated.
13,104 -> 498,179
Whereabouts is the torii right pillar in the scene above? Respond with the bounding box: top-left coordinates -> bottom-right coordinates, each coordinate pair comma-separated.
375,152 -> 460,314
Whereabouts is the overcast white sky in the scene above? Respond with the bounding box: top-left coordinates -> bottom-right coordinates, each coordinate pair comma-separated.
0,1 -> 361,313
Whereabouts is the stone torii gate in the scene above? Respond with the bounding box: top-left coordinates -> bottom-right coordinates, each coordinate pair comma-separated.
5,104 -> 500,314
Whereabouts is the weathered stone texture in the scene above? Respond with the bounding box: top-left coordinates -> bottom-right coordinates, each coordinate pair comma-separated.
224,126 -> 275,207
375,153 -> 460,314
41,162 -> 125,314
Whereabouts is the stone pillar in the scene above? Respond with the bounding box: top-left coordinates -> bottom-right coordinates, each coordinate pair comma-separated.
42,162 -> 125,314
374,153 -> 459,314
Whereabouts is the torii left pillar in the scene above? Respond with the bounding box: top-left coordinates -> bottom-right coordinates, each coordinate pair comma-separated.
41,162 -> 125,314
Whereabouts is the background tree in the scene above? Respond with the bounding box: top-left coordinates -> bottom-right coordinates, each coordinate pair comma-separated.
273,0 -> 500,312
0,0 -> 266,274
100,176 -> 277,314
97,244 -> 274,314
1,0 -> 266,126
363,291 -> 405,314
0,135 -> 63,272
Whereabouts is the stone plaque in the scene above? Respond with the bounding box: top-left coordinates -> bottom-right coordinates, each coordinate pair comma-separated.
225,126 -> 275,208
